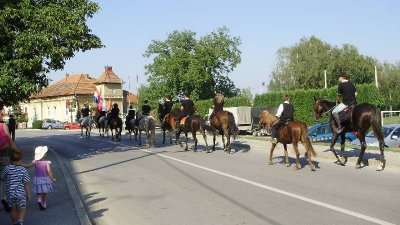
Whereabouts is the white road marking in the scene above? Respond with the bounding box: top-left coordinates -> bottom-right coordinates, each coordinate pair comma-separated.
93,136 -> 395,225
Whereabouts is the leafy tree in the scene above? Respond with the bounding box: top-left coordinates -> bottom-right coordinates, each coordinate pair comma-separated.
268,36 -> 378,91
144,26 -> 241,101
0,0 -> 103,106
378,62 -> 400,110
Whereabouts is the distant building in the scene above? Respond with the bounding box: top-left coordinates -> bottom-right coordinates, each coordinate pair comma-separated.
21,66 -> 137,127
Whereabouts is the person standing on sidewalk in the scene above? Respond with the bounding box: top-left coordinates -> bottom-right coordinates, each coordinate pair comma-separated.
27,146 -> 56,211
8,115 -> 16,142
0,147 -> 31,225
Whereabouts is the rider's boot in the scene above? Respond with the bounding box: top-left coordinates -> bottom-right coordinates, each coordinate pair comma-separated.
333,112 -> 343,133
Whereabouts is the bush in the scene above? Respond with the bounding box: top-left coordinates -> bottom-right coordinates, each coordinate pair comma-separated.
32,120 -> 43,129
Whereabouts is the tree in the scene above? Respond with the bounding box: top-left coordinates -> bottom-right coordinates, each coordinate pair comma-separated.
144,26 -> 241,101
378,62 -> 400,109
268,36 -> 378,91
0,0 -> 103,106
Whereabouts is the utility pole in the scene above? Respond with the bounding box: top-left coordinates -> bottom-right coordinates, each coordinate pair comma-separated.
324,70 -> 327,89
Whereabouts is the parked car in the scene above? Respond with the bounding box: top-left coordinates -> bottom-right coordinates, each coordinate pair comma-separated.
42,119 -> 64,129
63,122 -> 81,130
351,124 -> 400,148
308,122 -> 357,143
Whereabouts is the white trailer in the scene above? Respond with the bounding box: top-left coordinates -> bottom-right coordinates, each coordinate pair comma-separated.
208,107 -> 252,133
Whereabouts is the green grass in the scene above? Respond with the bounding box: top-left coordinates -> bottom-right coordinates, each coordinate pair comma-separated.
383,116 -> 400,125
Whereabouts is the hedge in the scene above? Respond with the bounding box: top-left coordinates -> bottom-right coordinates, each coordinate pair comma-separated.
195,96 -> 252,117
32,120 -> 42,129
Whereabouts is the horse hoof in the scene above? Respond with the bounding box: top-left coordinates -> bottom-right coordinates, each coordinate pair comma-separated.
286,163 -> 290,167
294,166 -> 300,170
185,147 -> 189,151
269,161 -> 273,165
229,150 -> 235,154
206,149 -> 213,153
355,164 -> 362,169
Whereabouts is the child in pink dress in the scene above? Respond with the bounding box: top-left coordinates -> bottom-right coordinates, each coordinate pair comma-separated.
32,146 -> 56,210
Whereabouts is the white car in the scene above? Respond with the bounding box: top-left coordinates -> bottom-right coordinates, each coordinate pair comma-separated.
351,124 -> 400,148
42,119 -> 64,129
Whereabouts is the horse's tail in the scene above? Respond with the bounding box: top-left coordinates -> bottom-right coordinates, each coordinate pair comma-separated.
199,118 -> 217,134
301,124 -> 317,157
371,106 -> 384,142
227,112 -> 239,140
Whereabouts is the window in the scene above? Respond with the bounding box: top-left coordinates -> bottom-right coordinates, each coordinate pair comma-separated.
392,128 -> 400,138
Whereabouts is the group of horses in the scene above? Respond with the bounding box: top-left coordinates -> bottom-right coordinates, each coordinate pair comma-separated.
80,96 -> 386,172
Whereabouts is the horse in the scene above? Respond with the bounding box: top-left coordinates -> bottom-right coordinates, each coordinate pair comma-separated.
126,118 -> 138,141
93,109 -> 107,137
80,113 -> 93,139
313,97 -> 385,170
209,110 -> 239,154
109,116 -> 123,141
162,108 -> 182,144
176,115 -> 216,153
259,110 -> 317,171
135,111 -> 156,147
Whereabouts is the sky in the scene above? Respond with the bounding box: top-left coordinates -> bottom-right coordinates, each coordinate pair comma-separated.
51,0 -> 400,95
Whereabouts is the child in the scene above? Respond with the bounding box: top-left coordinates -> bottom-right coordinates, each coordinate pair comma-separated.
0,147 -> 31,225
32,146 -> 56,210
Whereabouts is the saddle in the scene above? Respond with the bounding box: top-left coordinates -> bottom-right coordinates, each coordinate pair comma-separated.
338,104 -> 355,124
180,116 -> 188,126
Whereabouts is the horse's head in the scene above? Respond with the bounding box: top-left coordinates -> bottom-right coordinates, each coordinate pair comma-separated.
313,97 -> 329,121
259,110 -> 277,128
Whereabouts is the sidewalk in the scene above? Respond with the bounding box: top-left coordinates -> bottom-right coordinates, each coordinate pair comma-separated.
0,148 -> 89,225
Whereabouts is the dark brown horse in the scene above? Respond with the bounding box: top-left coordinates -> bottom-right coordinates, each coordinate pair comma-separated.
259,110 -> 317,171
210,110 -> 239,154
161,109 -> 180,144
176,115 -> 216,153
313,97 -> 385,170
109,117 -> 123,141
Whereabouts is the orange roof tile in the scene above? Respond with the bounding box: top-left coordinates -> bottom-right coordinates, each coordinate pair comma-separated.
95,66 -> 123,84
31,74 -> 97,99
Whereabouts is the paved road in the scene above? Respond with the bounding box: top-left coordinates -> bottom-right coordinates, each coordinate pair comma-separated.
2,129 -> 400,225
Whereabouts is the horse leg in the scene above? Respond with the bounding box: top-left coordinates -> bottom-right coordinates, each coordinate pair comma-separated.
300,141 -> 315,171
268,143 -> 277,165
139,131 -> 142,145
292,143 -> 301,170
169,130 -> 173,144
377,138 -> 386,171
330,133 -> 345,165
201,129 -> 211,153
162,128 -> 166,144
184,132 -> 189,151
192,131 -> 197,152
355,131 -> 368,169
223,128 -> 230,153
283,144 -> 290,167
227,133 -> 234,154
80,127 -> 83,138
212,134 -> 216,151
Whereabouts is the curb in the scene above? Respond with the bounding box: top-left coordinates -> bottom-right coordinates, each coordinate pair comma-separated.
49,148 -> 92,225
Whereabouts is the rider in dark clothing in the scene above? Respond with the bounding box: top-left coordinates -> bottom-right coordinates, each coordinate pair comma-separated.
125,105 -> 136,129
332,71 -> 357,133
136,100 -> 151,126
7,115 -> 16,141
81,105 -> 90,117
163,95 -> 174,116
108,103 -> 120,125
176,93 -> 195,128
271,94 -> 294,143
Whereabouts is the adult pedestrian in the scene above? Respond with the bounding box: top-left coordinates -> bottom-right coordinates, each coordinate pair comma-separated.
8,115 -> 16,142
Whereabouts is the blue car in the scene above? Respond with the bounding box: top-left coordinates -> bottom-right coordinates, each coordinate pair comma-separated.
308,122 -> 357,143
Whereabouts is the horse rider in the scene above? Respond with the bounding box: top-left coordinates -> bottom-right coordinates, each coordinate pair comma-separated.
332,71 -> 357,133
79,104 -> 90,126
209,89 -> 224,122
125,105 -> 136,129
136,100 -> 151,126
176,92 -> 195,129
162,95 -> 174,120
97,106 -> 107,126
271,94 -> 294,143
157,98 -> 164,123
108,103 -> 120,125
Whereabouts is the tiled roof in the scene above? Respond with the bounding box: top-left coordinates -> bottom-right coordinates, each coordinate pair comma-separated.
124,91 -> 138,103
95,66 -> 123,84
31,74 -> 97,99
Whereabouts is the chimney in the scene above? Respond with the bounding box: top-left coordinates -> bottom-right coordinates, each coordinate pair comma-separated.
65,73 -> 69,77
105,66 -> 113,73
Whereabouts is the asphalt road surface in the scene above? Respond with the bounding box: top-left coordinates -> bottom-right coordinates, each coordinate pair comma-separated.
12,129 -> 400,225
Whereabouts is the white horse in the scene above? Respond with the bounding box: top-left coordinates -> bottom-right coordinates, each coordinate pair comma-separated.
80,116 -> 92,139
135,115 -> 156,147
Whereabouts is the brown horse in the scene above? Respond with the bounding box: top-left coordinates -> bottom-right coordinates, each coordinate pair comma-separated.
313,97 -> 385,170
209,110 -> 238,154
259,110 -> 317,171
109,117 -> 123,141
176,115 -> 216,153
162,108 -> 182,144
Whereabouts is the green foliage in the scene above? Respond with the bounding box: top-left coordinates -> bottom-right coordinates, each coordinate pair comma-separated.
0,0 -> 103,106
254,84 -> 384,125
143,26 -> 241,101
268,36 -> 378,92
32,120 -> 42,129
378,62 -> 400,110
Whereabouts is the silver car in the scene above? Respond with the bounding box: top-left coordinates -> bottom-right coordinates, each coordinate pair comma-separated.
42,119 -> 64,129
351,124 -> 400,148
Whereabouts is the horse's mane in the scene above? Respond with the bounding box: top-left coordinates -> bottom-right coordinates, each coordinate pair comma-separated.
261,110 -> 278,123
215,93 -> 224,104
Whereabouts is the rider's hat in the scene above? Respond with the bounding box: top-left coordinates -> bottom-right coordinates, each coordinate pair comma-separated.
338,71 -> 347,78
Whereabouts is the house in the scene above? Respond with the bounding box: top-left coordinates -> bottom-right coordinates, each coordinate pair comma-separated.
21,66 -> 137,127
